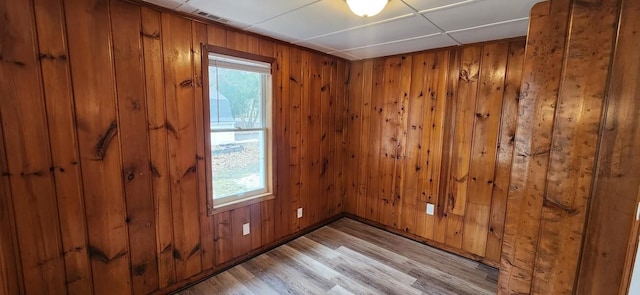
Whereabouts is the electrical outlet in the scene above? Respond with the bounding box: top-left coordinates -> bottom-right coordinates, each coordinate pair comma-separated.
426,203 -> 435,215
242,223 -> 250,236
297,207 -> 303,218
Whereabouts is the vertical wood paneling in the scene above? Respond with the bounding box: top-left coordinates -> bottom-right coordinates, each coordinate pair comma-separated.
356,60 -> 373,218
498,2 -> 570,293
577,0 -> 640,291
532,0 -> 618,292
193,22 -> 215,272
141,7 -> 177,289
206,25 -> 227,47
377,57 -> 401,226
393,55 -> 413,229
365,59 -> 385,222
0,0 -> 67,291
449,46 -> 482,217
273,45 -> 291,239
250,203 -> 262,250
214,211 -> 232,265
0,114 -> 22,295
399,53 -> 426,234
415,53 -> 436,239
424,51 -> 449,243
110,2 -> 159,293
436,50 -> 459,245
64,0 -> 132,292
334,60 -> 348,216
345,62 -> 362,215
289,48 -> 303,232
260,199 -> 275,245
298,51 -> 312,230
347,40 -> 525,265
161,13 -> 202,280
33,0 -> 93,292
462,42 -> 509,257
484,41 -> 524,263
319,57 -> 333,221
6,0 -> 348,293
307,54 -> 323,224
231,207 -> 252,259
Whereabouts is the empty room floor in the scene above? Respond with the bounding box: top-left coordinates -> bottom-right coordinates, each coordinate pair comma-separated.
178,218 -> 498,295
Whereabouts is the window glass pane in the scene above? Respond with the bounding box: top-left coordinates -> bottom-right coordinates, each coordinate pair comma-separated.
211,130 -> 266,199
209,66 -> 264,130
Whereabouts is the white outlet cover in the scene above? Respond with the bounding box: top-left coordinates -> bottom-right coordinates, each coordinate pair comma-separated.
426,203 -> 435,215
242,223 -> 250,236
297,207 -> 303,218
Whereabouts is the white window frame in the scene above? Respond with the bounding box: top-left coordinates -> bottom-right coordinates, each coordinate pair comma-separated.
203,45 -> 275,213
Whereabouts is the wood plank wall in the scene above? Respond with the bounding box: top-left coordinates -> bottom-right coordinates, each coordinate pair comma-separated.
498,0 -> 622,294
577,0 -> 640,292
344,39 -> 526,266
0,0 -> 347,294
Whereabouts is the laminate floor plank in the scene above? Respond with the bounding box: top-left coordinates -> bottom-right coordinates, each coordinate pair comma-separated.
177,218 -> 497,295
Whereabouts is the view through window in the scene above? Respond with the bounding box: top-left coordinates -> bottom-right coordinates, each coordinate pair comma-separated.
208,52 -> 272,205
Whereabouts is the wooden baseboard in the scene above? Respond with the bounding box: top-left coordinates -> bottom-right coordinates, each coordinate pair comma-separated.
344,213 -> 500,269
160,213 -> 347,295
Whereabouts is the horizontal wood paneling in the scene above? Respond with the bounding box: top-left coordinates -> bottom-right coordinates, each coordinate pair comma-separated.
0,0 -> 346,293
345,39 -> 525,265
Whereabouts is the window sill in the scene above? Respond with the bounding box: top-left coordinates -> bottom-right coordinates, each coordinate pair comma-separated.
209,193 -> 275,215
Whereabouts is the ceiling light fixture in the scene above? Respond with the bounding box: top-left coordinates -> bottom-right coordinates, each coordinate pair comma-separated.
346,0 -> 389,17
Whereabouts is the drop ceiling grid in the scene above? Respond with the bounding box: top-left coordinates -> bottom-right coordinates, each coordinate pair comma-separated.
143,0 -> 542,60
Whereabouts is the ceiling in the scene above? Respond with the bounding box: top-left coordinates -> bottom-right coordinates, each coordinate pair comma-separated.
143,0 -> 542,60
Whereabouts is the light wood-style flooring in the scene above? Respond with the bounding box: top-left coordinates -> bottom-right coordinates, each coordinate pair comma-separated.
178,218 -> 498,295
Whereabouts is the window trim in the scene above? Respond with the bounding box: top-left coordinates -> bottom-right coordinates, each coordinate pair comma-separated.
201,44 -> 276,215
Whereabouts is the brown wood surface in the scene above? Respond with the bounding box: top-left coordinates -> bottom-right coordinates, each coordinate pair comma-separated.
356,60 -> 374,218
498,0 -> 623,293
399,53 -> 427,235
424,51 -> 449,244
533,0 -> 618,290
162,13 -> 203,281
462,42 -> 509,257
298,51 -> 312,230
111,2 -> 160,293
33,0 -> 94,292
141,7 -> 178,289
179,218 -> 498,295
65,0 -> 133,292
0,91 -> 23,295
347,40 -> 525,265
5,0 -> 633,293
577,0 -> 640,292
1,0 -> 68,292
484,41 -> 525,263
0,0 -> 347,293
289,47 -> 303,232
497,1 -> 570,293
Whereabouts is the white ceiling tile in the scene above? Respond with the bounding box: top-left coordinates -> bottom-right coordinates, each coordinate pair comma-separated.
307,15 -> 440,51
184,0 -> 318,27
448,18 -> 529,44
402,0 -> 474,13
294,41 -> 338,53
254,0 -> 415,40
327,51 -> 360,61
142,0 -> 184,9
341,33 -> 458,59
245,26 -> 299,43
424,0 -> 541,31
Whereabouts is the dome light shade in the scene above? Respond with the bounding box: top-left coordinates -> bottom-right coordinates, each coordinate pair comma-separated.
346,0 -> 389,17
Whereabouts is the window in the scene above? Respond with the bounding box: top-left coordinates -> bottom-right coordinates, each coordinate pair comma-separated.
203,46 -> 274,209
